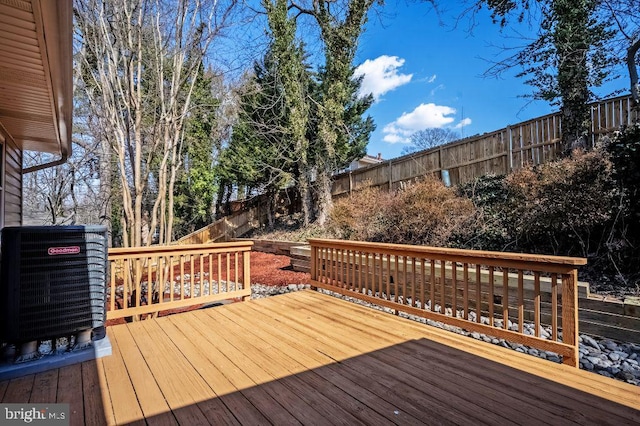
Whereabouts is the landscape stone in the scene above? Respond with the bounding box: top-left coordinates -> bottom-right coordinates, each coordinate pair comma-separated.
581,335 -> 600,350
581,360 -> 594,370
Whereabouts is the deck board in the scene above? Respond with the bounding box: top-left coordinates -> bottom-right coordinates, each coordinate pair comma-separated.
180,312 -> 330,425
252,293 -> 516,424
201,308 -> 393,425
220,301 -> 439,425
108,325 -> 177,426
2,374 -> 33,403
29,368 -> 57,403
81,362 -> 111,426
161,313 -> 277,425
290,292 -> 613,423
0,290 -> 638,425
130,319 -> 213,425
57,364 -> 85,426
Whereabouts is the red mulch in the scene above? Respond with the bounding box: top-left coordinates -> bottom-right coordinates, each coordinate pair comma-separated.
106,251 -> 309,326
250,251 -> 310,286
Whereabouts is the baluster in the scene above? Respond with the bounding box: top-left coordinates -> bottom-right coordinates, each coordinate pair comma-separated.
488,266 -> 494,326
551,273 -> 558,341
518,270 -> 524,333
463,263 -> 469,320
475,264 -> 481,323
503,269 -> 509,330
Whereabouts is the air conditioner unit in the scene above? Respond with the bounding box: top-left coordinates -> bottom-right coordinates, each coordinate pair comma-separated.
0,226 -> 108,345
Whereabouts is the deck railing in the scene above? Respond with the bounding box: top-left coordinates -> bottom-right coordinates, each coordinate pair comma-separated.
107,242 -> 253,320
308,238 -> 586,367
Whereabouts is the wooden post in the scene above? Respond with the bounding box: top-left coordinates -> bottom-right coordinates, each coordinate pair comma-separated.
242,250 -> 251,301
506,126 -> 513,172
388,159 -> 393,190
310,244 -> 317,291
562,269 -> 579,368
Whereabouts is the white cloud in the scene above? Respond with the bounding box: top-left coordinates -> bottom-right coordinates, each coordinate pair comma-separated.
383,103 -> 459,144
396,103 -> 456,129
430,84 -> 445,97
426,74 -> 437,83
354,55 -> 412,101
454,117 -> 472,129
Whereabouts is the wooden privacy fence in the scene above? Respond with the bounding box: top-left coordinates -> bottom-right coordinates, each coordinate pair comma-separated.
308,238 -> 587,367
332,95 -> 639,195
175,207 -> 268,245
107,241 -> 253,320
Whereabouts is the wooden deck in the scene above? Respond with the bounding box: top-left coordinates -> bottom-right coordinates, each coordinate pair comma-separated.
1,290 -> 638,425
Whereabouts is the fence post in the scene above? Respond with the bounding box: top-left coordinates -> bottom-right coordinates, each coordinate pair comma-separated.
349,171 -> 353,194
562,269 -> 579,368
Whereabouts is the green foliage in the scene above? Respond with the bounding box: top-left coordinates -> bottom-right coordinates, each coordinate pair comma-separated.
459,151 -> 620,256
310,0 -> 378,224
456,174 -> 513,251
333,149 -> 639,292
217,3 -> 309,212
606,123 -> 640,239
221,0 -> 376,226
481,0 -> 618,152
173,65 -> 219,237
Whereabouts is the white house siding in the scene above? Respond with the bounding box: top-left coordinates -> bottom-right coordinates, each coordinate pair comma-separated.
1,127 -> 22,226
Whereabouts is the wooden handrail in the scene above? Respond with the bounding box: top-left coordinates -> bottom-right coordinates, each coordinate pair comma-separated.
308,238 -> 586,367
107,242 -> 253,320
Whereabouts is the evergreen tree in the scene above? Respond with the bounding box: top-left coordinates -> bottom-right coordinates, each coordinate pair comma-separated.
299,0 -> 377,225
480,0 -> 616,153
174,65 -> 219,237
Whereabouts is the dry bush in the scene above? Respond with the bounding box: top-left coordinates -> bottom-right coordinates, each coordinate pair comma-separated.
328,184 -> 394,241
329,177 -> 476,246
384,178 -> 475,246
506,149 -> 619,256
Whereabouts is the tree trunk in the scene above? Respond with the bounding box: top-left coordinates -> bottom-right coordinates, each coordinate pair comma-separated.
298,171 -> 312,226
628,38 -> 640,109
314,162 -> 333,226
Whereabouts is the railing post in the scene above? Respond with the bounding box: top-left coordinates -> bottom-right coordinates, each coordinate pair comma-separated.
562,269 -> 579,368
310,244 -> 317,291
242,249 -> 251,301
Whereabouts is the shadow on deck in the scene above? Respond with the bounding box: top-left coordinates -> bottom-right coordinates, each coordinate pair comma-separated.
1,290 -> 638,425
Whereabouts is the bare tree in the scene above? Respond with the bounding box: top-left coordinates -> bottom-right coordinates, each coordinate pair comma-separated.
23,138 -> 102,226
75,0 -> 236,246
401,128 -> 459,155
600,0 -> 640,108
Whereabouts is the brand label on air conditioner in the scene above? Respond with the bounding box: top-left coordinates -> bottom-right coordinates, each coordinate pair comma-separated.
48,246 -> 81,256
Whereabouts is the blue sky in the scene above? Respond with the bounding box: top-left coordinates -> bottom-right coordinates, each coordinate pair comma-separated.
351,3 -> 624,159
226,2 -> 629,161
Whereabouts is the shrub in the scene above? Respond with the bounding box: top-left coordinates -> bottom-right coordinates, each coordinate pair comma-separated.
328,184 -> 395,242
605,123 -> 640,242
505,149 -> 620,257
456,174 -> 514,251
329,147 -> 637,293
329,177 -> 475,246
384,178 -> 475,246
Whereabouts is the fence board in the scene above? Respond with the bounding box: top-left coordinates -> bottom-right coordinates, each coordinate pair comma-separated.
332,95 -> 637,196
